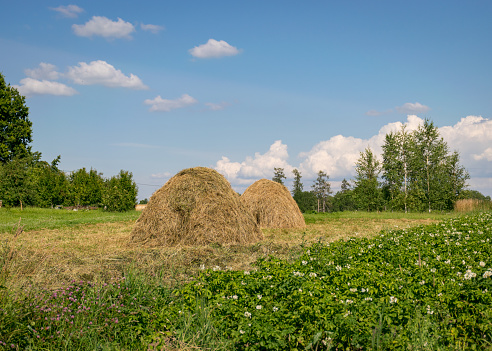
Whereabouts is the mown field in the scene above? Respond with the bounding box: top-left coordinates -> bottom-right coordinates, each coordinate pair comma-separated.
0,208 -> 490,350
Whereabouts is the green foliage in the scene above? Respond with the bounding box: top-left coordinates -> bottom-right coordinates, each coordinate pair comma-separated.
68,168 -> 104,207
272,167 -> 286,185
332,179 -> 356,212
291,168 -> 303,197
31,155 -> 69,207
381,120 -> 469,213
102,170 -> 138,212
460,190 -> 491,201
293,190 -> 317,213
354,148 -> 383,211
0,155 -> 34,208
311,170 -> 332,212
164,212 -> 492,350
0,73 -> 32,163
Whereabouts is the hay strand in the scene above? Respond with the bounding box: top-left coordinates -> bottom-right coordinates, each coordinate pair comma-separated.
241,179 -> 306,229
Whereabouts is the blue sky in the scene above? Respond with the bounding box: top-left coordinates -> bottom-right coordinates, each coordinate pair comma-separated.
1,1 -> 491,199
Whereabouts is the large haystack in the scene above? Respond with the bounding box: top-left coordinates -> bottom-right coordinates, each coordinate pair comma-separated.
241,179 -> 306,229
131,167 -> 263,246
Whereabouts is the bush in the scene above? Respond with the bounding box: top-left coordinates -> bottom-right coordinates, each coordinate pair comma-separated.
102,170 -> 137,212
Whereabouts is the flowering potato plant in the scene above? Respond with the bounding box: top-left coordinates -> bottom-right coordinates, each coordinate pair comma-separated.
171,213 -> 492,350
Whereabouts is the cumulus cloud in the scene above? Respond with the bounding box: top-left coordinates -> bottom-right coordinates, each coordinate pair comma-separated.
189,39 -> 241,59
25,62 -> 60,80
72,16 -> 135,39
216,140 -> 293,187
144,94 -> 198,112
395,102 -> 430,114
14,78 -> 78,97
66,60 -> 148,89
50,4 -> 84,18
140,23 -> 164,34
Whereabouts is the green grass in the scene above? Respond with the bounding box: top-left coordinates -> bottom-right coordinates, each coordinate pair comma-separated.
0,207 -> 141,233
303,210 -> 455,224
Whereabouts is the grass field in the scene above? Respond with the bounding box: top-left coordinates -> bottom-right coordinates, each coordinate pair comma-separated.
0,208 -> 452,291
1,208 -> 490,350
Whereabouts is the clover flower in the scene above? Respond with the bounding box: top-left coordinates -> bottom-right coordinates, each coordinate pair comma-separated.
483,270 -> 492,279
464,270 -> 476,280
389,296 -> 398,304
244,311 -> 251,318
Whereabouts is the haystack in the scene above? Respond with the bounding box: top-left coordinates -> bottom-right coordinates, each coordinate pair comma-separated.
241,179 -> 306,229
131,167 -> 263,246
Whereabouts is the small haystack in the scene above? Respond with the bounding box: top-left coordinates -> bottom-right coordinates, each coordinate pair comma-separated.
131,167 -> 263,246
241,179 -> 306,229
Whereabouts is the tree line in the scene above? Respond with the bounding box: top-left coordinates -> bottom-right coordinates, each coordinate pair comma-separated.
0,73 -> 137,211
273,120 -> 484,213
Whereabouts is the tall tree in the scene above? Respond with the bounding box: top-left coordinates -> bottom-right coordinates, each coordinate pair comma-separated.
0,73 -> 32,163
103,170 -> 138,211
291,169 -> 303,196
411,119 -> 449,212
353,148 -> 383,211
382,125 -> 411,211
311,170 -> 332,212
272,167 -> 286,185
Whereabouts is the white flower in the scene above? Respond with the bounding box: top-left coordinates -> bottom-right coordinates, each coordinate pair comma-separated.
299,288 -> 303,293
464,270 -> 477,280
350,288 -> 357,292
389,296 -> 398,304
199,264 -> 205,270
445,260 -> 451,264
364,297 -> 373,301
309,272 -> 317,278
257,295 -> 262,300
240,330 -> 245,334
419,280 -> 425,285
273,307 -> 278,312
479,261 -> 486,267
256,305 -> 262,310
244,271 -> 250,275
430,268 -> 436,273
343,311 -> 352,317
336,265 -> 342,271
436,255 -> 441,261
232,295 -> 238,300
345,299 -> 354,304
302,260 -> 308,265
213,265 -> 221,271
483,270 -> 492,279
244,311 -> 251,318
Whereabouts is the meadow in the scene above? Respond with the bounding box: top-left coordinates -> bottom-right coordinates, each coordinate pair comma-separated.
0,208 -> 490,350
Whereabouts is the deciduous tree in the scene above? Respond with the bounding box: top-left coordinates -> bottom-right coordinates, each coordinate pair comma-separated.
0,73 -> 32,163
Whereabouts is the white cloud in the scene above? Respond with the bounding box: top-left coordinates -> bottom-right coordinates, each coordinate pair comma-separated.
50,4 -> 84,18
14,78 -> 78,97
215,140 -> 293,186
298,115 -> 423,179
205,102 -> 230,111
140,23 -> 164,34
72,16 -> 135,39
439,116 -> 492,178
66,60 -> 148,89
395,102 -> 430,114
189,39 -> 241,59
144,94 -> 198,112
25,63 -> 60,80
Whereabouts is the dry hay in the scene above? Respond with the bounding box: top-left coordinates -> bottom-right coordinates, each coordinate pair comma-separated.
241,179 -> 306,229
131,167 -> 263,246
